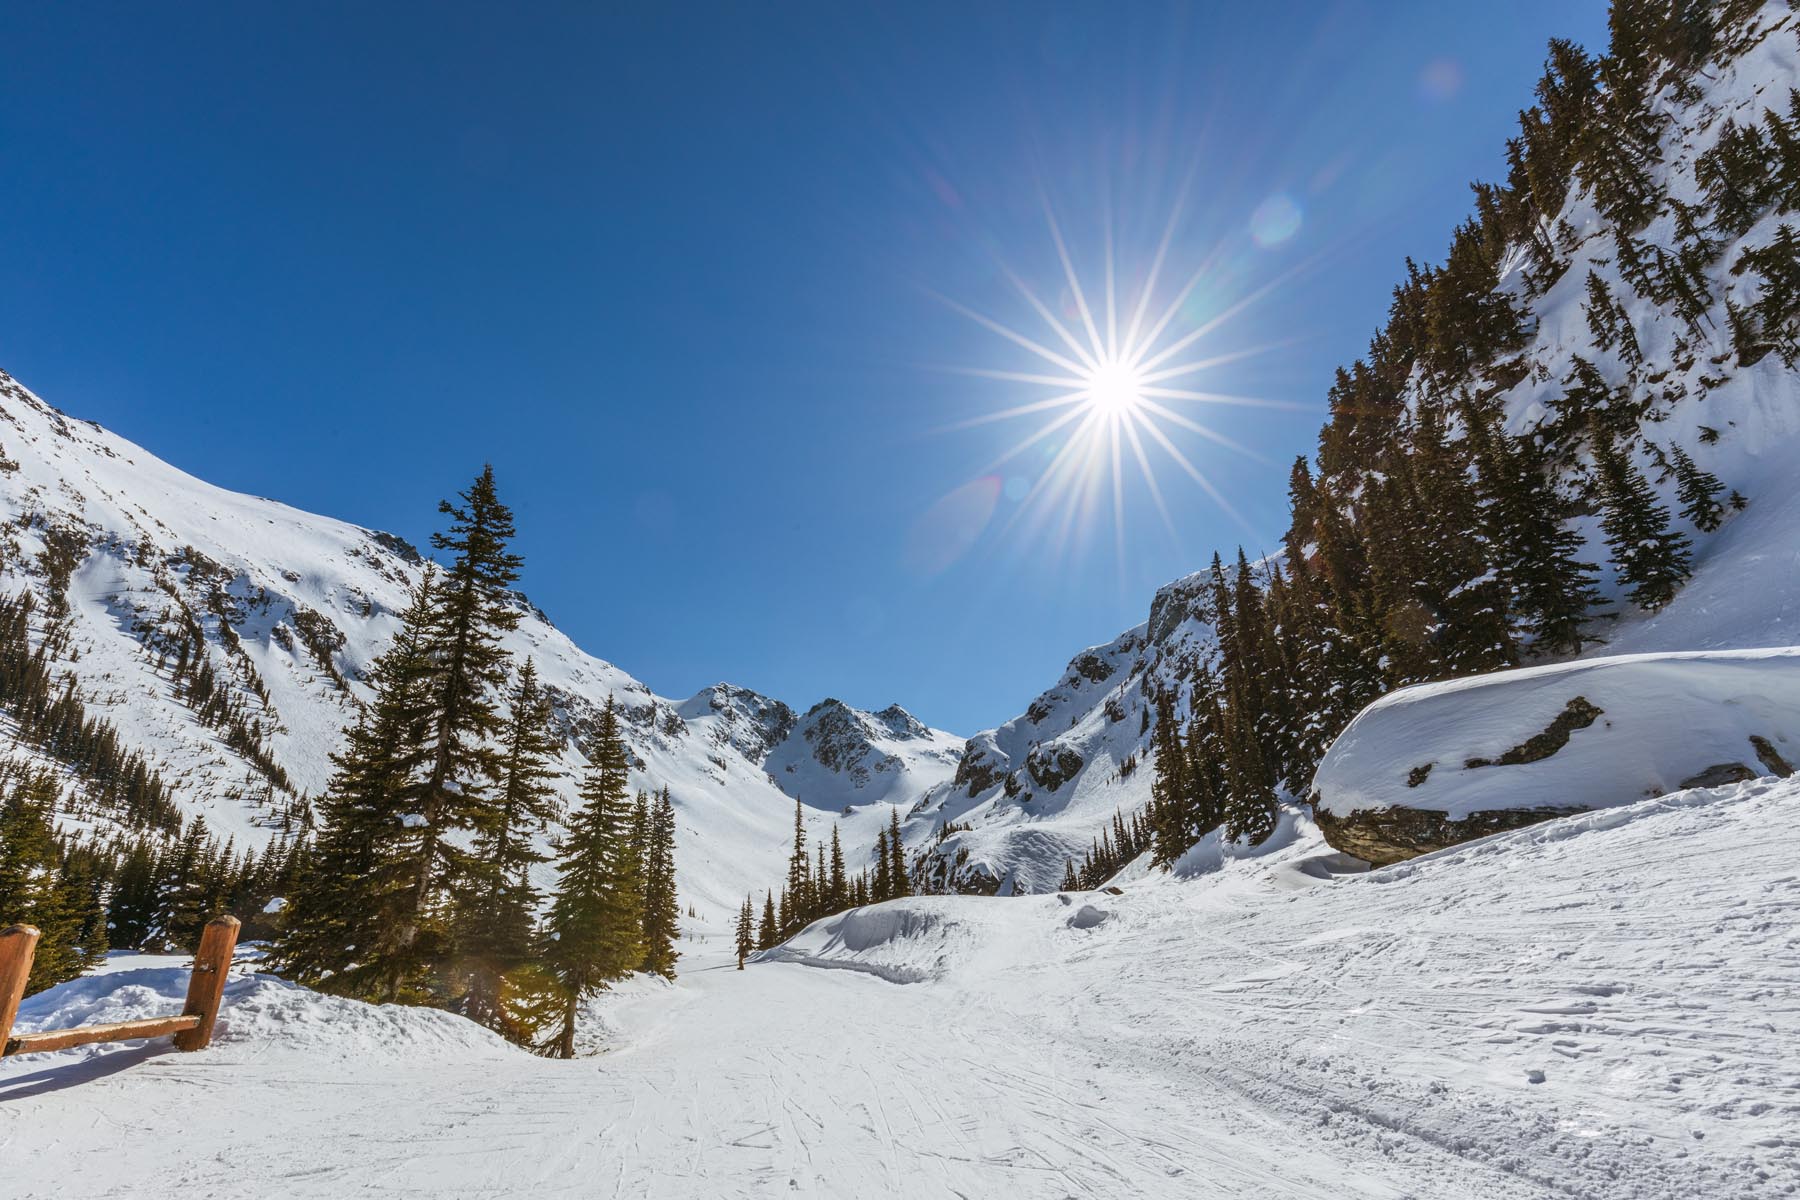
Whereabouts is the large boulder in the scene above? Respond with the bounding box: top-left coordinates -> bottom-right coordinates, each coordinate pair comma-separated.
1310,649 -> 1800,866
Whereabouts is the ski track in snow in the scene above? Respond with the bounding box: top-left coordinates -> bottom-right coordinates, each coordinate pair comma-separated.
5,777 -> 1797,1198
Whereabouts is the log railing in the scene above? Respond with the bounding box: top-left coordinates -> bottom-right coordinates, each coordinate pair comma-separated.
0,915 -> 240,1058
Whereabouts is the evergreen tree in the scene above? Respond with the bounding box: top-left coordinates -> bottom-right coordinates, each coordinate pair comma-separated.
540,699 -> 644,1059
784,799 -> 808,931
399,466 -> 526,991
887,807 -> 909,899
1465,409 -> 1601,656
1670,445 -> 1726,533
1593,435 -> 1692,612
270,573 -> 437,1000
639,787 -> 680,978
757,891 -> 777,950
451,658 -> 562,1035
735,896 -> 754,970
872,828 -> 891,901
828,826 -> 846,910
0,774 -> 106,991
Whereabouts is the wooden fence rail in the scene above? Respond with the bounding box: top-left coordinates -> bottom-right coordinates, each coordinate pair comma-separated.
0,915 -> 240,1058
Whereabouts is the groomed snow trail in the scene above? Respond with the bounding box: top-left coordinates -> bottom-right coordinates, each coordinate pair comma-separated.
5,778 -> 1797,1198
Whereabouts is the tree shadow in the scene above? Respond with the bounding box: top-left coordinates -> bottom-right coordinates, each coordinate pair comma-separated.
0,1041 -> 177,1102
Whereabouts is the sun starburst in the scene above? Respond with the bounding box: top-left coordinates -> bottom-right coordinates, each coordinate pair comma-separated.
934,189 -> 1313,564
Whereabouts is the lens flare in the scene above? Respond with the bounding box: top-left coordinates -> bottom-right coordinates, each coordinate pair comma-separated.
932,183 -> 1315,561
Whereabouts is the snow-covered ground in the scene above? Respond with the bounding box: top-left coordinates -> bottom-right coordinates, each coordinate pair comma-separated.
7,774 -> 1796,1197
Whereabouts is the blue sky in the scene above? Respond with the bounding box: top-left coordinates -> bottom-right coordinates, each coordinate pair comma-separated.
0,2 -> 1608,734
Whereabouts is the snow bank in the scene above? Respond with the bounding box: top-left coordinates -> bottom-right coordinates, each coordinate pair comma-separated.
7,955 -> 515,1071
1313,647 -> 1800,821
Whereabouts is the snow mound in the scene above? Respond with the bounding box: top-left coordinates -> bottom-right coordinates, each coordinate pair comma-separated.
8,954 -> 514,1071
1314,647 -> 1800,821
761,898 -> 1014,984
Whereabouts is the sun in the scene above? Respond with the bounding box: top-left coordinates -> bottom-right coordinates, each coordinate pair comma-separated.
932,189 -> 1311,555
1084,358 -> 1146,418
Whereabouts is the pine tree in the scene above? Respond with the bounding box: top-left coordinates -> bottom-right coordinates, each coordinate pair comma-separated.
1670,445 -> 1726,533
784,799 -> 808,931
872,828 -> 891,901
887,808 -> 909,899
451,658 -> 562,1035
735,896 -> 754,970
1465,409 -> 1601,656
270,573 -> 437,1000
1593,435 -> 1692,612
401,465 -> 526,990
1146,692 -> 1192,867
1060,859 -> 1079,892
639,787 -> 680,978
0,773 -> 106,992
828,825 -> 846,910
540,699 -> 644,1059
757,891 -> 777,950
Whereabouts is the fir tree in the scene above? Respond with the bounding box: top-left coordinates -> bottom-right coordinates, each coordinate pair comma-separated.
735,896 -> 754,970
1593,435 -> 1692,612
828,826 -> 846,910
887,807 -> 909,899
541,699 -> 644,1059
757,891 -> 777,950
784,799 -> 808,931
872,828 -> 891,901
639,787 -> 680,979
270,573 -> 437,1000
400,466 -> 526,989
1670,446 -> 1726,533
452,658 -> 562,1035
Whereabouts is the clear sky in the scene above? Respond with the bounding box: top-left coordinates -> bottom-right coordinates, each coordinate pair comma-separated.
0,1 -> 1609,735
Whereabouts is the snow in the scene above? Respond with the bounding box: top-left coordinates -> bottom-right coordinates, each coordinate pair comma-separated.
0,376 -> 964,923
1313,647 -> 1800,819
6,777 -> 1798,1196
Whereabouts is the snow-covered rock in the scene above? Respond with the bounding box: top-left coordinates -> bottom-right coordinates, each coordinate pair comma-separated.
1310,647 -> 1800,863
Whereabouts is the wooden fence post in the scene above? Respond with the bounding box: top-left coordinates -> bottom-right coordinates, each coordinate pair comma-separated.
1,924 -> 41,1054
173,916 -> 240,1052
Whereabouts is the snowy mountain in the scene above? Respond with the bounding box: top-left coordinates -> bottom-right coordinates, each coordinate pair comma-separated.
0,371 -> 961,920
902,4 -> 1800,892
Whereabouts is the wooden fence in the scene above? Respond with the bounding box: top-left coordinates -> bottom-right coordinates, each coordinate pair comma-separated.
0,916 -> 240,1058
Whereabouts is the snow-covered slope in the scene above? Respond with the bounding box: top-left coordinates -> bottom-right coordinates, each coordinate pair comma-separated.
7,773 -> 1796,1197
902,8 -> 1800,890
0,371 -> 960,920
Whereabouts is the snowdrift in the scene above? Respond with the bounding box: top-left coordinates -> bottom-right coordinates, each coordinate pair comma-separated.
1311,647 -> 1800,863
5,952 -> 514,1075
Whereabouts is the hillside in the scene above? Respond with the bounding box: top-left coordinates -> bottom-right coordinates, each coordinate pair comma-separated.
0,372 -> 961,920
7,771 -> 1795,1197
900,1 -> 1800,893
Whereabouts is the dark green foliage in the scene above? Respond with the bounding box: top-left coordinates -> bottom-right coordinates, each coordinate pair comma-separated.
0,591 -> 180,832
1730,225 -> 1800,366
0,772 -> 107,993
1593,436 -> 1692,611
270,573 -> 438,1000
638,787 -> 680,979
453,658 -> 563,1033
735,896 -> 754,969
541,699 -> 643,1059
757,891 -> 777,950
398,467 -> 527,988
887,807 -> 909,899
1669,445 -> 1727,532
